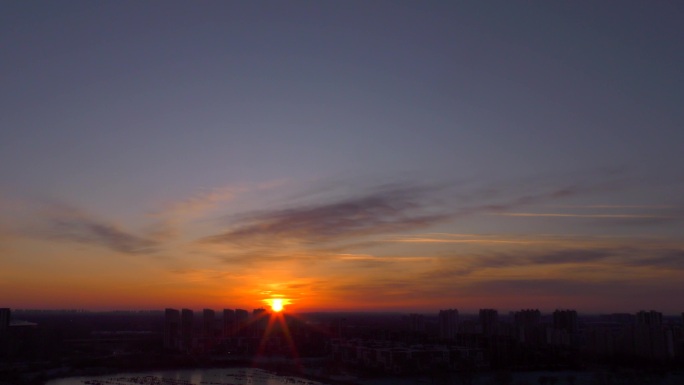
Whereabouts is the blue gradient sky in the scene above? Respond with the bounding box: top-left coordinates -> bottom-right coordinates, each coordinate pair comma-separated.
1,1 -> 683,312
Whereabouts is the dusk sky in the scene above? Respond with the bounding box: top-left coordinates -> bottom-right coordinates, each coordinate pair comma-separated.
1,1 -> 683,313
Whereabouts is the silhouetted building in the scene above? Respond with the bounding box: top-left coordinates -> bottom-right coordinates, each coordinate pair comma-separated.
438,309 -> 459,340
408,313 -> 426,333
181,308 -> 193,352
553,309 -> 578,333
253,308 -> 266,317
223,308 -> 235,337
630,310 -> 669,360
548,309 -> 579,347
252,308 -> 267,336
203,309 -> 215,337
164,308 -> 180,349
637,310 -> 662,327
0,308 -> 9,333
203,309 -> 216,349
0,308 -> 9,356
333,317 -> 347,338
514,309 -> 540,327
479,309 -> 498,336
235,309 -> 249,336
513,309 -> 541,344
585,324 -> 617,356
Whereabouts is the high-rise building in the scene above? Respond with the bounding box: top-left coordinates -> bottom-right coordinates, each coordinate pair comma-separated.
408,313 -> 426,333
180,308 -> 194,351
438,309 -> 459,340
514,309 -> 541,344
634,310 -> 667,359
223,309 -> 235,337
203,309 -> 216,338
553,309 -> 578,333
636,310 -> 662,327
513,309 -> 544,344
479,309 -> 498,336
514,309 -> 541,327
0,307 -> 10,347
252,308 -> 267,336
164,308 -> 180,349
202,309 -> 216,350
235,309 -> 249,336
0,308 -> 9,331
0,308 -> 9,356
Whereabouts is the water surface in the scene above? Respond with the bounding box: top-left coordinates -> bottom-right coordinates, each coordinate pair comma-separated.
46,368 -> 328,385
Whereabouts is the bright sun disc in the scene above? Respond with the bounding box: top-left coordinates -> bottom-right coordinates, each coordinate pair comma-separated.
270,298 -> 284,312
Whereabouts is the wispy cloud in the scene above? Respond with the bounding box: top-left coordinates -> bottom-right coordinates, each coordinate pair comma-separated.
624,249 -> 684,269
459,277 -> 684,309
155,187 -> 242,218
421,242 -> 684,281
336,253 -> 432,262
28,206 -> 159,255
389,234 -> 542,245
200,184 -> 448,246
492,213 -> 673,219
198,174 -> 624,248
551,205 -> 679,210
145,181 -> 290,241
144,186 -> 244,241
463,278 -> 626,297
191,173 -> 653,269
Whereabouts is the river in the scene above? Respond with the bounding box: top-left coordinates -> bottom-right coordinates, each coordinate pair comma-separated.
44,367 -> 684,385
45,368 -> 329,385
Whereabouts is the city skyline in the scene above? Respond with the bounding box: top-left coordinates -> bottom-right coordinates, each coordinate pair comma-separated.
7,307 -> 684,318
1,2 -> 683,313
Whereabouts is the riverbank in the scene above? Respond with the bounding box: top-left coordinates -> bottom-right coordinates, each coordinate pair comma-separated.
1,354 -> 358,385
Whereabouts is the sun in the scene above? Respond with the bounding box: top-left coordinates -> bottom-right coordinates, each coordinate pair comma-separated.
263,297 -> 291,312
270,298 -> 284,312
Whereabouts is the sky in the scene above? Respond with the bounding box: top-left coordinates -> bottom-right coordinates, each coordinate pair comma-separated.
1,1 -> 683,314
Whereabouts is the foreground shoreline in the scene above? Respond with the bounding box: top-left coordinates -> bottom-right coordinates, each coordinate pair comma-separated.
3,354 -> 684,385
39,365 -> 684,385
3,356 -> 358,385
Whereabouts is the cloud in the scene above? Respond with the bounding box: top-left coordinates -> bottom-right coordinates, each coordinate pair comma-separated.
198,178 -> 612,248
144,186 -> 244,241
528,249 -> 613,265
626,249 -> 684,270
492,213 -> 672,219
212,249 -> 323,266
189,171 -> 678,275
155,187 -> 242,218
460,277 -> 684,309
336,254 -> 432,262
552,205 -> 680,210
145,181 -> 291,241
30,206 -> 159,254
389,233 -> 543,245
485,202 -> 683,227
449,179 -> 627,218
462,278 -> 626,297
421,242 -> 684,281
192,173 -> 653,270
200,184 -> 449,246
488,212 -> 682,227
